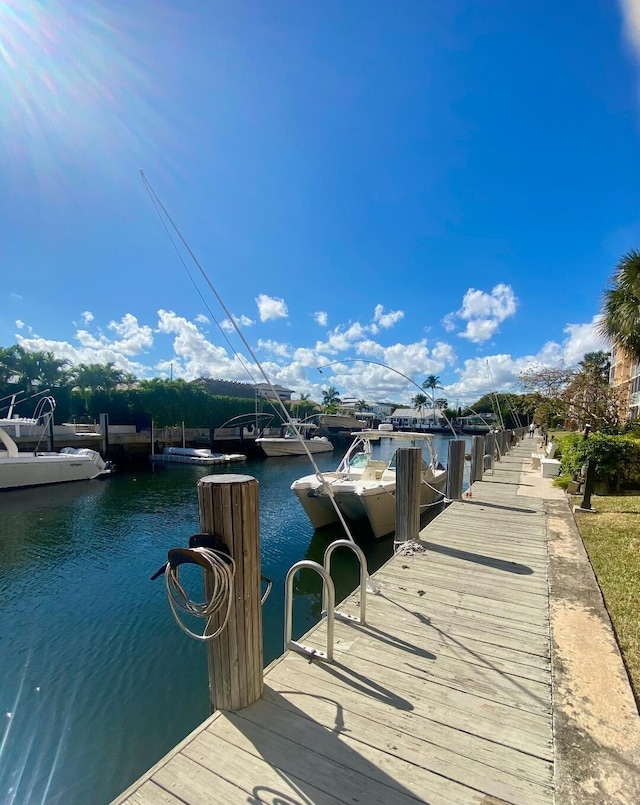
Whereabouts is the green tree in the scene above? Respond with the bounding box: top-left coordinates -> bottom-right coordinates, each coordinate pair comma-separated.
321,386 -> 341,410
71,362 -> 125,393
422,375 -> 442,423
0,346 -> 18,385
12,346 -> 69,391
578,351 -> 611,383
412,393 -> 428,415
598,250 -> 640,362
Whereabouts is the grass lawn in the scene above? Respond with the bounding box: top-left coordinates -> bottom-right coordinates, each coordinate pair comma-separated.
572,494 -> 640,701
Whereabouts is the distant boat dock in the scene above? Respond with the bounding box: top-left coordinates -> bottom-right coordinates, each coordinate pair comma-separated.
113,440 -> 640,804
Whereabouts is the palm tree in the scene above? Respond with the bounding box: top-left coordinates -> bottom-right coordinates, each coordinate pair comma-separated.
598,250 -> 640,362
412,393 -> 428,417
0,346 -> 18,386
321,386 -> 342,411
355,399 -> 369,412
12,347 -> 69,391
71,362 -> 125,393
422,374 -> 442,424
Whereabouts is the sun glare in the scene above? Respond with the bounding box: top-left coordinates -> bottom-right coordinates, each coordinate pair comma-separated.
0,0 -> 165,188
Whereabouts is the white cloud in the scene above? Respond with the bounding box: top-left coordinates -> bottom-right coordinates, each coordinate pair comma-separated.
441,312 -> 457,332
221,314 -> 255,332
443,283 -> 518,343
444,315 -> 608,403
459,284 -> 517,322
195,314 -> 209,324
431,341 -> 457,365
81,311 -> 94,324
10,293 -> 22,300
258,339 -> 291,358
15,319 -> 24,329
156,309 -> 251,381
459,318 -> 500,343
256,294 -> 288,322
372,304 -> 404,330
314,311 -> 328,326
15,332 -> 150,377
75,313 -> 154,356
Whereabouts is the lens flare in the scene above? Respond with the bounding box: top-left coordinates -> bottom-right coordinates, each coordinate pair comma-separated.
0,0 -> 171,190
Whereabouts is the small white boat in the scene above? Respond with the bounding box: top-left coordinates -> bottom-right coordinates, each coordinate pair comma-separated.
255,423 -> 333,457
0,427 -> 114,491
291,429 -> 447,539
150,447 -> 246,465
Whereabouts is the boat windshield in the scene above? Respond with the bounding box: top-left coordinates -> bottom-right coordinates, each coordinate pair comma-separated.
348,452 -> 369,469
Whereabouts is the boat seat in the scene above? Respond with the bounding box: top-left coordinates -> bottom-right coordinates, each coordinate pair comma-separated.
361,460 -> 387,481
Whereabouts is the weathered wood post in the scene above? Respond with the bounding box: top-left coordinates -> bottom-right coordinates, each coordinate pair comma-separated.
197,474 -> 263,712
395,447 -> 421,544
446,439 -> 465,500
99,413 -> 109,458
501,431 -> 509,455
470,435 -> 485,482
484,432 -> 496,474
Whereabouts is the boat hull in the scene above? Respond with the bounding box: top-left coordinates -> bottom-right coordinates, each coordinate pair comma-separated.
292,468 -> 447,539
0,454 -> 104,490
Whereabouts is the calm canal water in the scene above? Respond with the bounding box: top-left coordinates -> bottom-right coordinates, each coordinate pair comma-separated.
0,434 -> 470,805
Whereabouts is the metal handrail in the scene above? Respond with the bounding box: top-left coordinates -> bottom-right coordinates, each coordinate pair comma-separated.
285,560 -> 335,661
323,539 -> 368,625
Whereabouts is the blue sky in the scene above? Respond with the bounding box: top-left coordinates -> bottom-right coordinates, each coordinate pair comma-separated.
1,0 -> 639,406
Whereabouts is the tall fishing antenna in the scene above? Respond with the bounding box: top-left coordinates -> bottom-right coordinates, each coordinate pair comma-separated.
139,172 -> 372,570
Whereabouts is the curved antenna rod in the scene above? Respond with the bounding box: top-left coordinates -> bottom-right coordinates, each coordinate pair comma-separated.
317,358 -> 459,440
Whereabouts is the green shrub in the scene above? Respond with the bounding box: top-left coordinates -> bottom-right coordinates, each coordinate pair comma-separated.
559,433 -> 640,492
553,475 -> 572,489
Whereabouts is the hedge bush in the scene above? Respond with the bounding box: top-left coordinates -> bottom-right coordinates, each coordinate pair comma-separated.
557,433 -> 640,492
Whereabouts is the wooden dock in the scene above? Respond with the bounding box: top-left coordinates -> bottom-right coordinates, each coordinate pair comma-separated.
115,440 -> 554,804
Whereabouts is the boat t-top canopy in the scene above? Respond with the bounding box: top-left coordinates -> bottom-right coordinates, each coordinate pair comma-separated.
349,430 -> 436,441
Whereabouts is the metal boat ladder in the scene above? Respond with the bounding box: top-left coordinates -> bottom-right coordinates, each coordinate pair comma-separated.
284,539 -> 368,662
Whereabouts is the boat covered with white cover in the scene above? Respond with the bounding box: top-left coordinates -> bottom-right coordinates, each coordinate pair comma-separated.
149,447 -> 246,465
255,423 -> 333,457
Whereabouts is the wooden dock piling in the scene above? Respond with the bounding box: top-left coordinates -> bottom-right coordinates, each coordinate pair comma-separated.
446,439 -> 465,499
395,447 -> 421,543
197,474 -> 263,712
470,434 -> 485,482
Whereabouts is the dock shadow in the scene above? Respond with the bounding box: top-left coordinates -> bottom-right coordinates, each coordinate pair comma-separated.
462,500 -> 538,514
343,620 -> 436,661
422,541 -> 534,575
379,597 -> 550,710
212,686 -> 426,804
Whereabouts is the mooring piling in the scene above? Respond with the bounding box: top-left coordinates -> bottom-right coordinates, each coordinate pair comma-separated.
197,473 -> 263,712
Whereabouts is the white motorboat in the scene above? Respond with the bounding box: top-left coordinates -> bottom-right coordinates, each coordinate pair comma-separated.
291,429 -> 447,539
0,427 -> 114,491
255,423 -> 333,457
149,447 -> 246,465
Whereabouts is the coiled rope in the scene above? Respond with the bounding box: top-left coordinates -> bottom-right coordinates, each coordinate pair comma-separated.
164,547 -> 236,642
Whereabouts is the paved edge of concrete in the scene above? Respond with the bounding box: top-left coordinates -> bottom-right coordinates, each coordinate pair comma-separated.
546,497 -> 640,804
